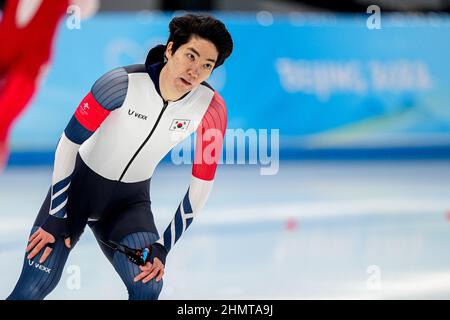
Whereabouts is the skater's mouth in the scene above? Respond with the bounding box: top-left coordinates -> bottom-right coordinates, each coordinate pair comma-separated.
180,77 -> 192,86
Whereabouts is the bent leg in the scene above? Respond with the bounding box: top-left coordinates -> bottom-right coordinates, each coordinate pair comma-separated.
7,190 -> 71,300
7,226 -> 71,300
90,203 -> 163,300
0,70 -> 37,169
113,232 -> 163,300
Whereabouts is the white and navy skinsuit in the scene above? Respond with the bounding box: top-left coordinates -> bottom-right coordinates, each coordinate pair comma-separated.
8,45 -> 227,300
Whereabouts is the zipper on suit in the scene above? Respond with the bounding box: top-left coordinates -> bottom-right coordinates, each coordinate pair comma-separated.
119,100 -> 169,181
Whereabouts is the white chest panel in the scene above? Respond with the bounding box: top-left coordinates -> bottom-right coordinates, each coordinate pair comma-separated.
79,72 -> 214,182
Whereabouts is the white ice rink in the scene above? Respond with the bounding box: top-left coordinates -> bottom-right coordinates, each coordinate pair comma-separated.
1,160 -> 450,299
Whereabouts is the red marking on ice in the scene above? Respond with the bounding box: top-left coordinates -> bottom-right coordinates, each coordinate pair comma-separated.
285,218 -> 297,231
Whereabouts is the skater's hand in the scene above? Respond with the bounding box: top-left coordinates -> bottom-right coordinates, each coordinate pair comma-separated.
133,258 -> 165,283
26,228 -> 55,263
26,228 -> 71,263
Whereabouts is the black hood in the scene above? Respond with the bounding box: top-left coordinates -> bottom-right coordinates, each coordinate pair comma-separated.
145,45 -> 166,97
145,44 -> 166,69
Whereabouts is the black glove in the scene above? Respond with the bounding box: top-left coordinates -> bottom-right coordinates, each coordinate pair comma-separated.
40,215 -> 70,240
147,242 -> 168,265
125,242 -> 168,266
105,241 -> 168,266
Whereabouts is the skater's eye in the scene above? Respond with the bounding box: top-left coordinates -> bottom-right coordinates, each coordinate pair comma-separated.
203,63 -> 213,70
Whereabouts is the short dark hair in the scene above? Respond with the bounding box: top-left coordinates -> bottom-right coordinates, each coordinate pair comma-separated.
166,14 -> 233,69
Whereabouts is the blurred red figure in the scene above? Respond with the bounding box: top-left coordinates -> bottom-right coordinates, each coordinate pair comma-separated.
0,0 -> 69,170
0,0 -> 99,170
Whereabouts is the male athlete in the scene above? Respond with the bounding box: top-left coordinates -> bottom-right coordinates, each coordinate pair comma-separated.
7,13 -> 233,300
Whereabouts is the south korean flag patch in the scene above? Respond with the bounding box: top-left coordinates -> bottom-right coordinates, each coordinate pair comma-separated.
169,119 -> 190,132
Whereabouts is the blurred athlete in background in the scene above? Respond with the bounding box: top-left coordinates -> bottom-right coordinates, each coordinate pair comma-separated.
0,0 -> 99,170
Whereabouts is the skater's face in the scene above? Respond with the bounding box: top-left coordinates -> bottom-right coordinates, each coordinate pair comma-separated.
163,36 -> 218,95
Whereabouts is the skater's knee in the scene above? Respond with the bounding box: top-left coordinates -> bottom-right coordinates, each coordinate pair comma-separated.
128,278 -> 163,300
8,229 -> 70,300
7,282 -> 54,300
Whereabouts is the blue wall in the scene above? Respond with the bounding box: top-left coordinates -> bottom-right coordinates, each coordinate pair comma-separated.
9,13 -> 450,164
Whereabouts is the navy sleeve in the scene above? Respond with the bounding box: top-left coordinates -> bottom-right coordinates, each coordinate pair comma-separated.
91,67 -> 129,111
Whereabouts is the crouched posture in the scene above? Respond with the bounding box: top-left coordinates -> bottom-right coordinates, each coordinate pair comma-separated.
7,14 -> 233,300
